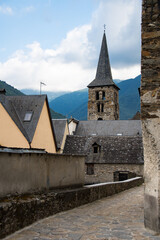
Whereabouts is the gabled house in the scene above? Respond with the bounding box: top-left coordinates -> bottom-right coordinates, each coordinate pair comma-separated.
0,93 -> 57,153
68,117 -> 79,135
52,119 -> 69,153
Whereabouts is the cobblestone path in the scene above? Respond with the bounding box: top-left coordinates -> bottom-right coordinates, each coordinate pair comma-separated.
4,185 -> 160,240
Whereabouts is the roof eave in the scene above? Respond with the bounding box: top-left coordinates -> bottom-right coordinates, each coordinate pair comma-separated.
87,83 -> 120,90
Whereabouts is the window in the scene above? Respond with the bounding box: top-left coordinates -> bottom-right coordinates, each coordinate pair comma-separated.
87,164 -> 94,175
102,91 -> 105,100
93,146 -> 98,153
97,103 -> 104,113
96,91 -> 99,100
101,103 -> 104,112
114,171 -> 128,181
92,143 -> 101,153
24,111 -> 33,121
97,103 -> 100,112
98,118 -> 103,120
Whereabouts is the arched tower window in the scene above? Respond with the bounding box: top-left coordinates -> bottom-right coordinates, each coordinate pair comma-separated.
96,91 -> 99,100
101,103 -> 104,112
98,118 -> 103,120
97,103 -> 100,112
102,91 -> 105,100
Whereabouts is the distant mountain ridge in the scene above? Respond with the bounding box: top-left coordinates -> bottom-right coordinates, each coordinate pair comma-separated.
49,75 -> 141,120
21,89 -> 69,102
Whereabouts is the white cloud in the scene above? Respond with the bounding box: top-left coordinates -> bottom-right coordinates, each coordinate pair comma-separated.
0,6 -> 13,15
112,64 -> 140,80
0,29 -> 95,91
88,0 -> 142,68
0,0 -> 141,92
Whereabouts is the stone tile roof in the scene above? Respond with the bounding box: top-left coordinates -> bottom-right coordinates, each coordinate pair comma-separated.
87,33 -> 119,90
75,120 -> 142,137
52,119 -> 68,149
63,135 -> 144,164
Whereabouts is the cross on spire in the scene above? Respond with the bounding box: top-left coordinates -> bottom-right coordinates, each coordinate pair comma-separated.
104,24 -> 106,33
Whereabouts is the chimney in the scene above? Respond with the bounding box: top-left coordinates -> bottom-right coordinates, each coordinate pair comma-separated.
0,89 -> 6,95
0,89 -> 6,103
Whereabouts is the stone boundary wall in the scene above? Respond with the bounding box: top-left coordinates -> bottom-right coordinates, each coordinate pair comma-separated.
0,177 -> 143,239
0,152 -> 85,198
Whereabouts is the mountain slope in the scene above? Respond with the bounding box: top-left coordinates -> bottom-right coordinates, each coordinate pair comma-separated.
50,108 -> 66,119
49,88 -> 88,117
50,75 -> 141,120
118,75 -> 141,119
0,80 -> 24,96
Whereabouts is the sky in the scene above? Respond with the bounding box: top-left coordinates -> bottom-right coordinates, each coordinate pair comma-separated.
0,0 -> 142,92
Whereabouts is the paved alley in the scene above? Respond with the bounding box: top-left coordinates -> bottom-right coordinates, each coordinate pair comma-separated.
4,185 -> 160,240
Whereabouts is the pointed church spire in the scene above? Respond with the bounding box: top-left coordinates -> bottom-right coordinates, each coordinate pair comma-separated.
88,32 -> 119,90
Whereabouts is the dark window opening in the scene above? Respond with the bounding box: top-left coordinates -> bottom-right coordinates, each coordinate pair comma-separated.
102,91 -> 105,100
96,91 -> 99,100
114,171 -> 128,181
87,164 -> 94,175
98,118 -> 103,120
97,103 -> 100,112
92,143 -> 101,153
101,103 -> 104,112
119,173 -> 128,181
94,146 -> 98,153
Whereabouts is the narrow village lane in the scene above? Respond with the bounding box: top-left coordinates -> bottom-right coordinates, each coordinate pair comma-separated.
4,185 -> 160,240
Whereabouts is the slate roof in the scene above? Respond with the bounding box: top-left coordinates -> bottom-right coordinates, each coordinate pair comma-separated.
87,33 -> 119,90
0,95 -> 56,147
52,119 -> 68,149
75,120 -> 142,137
63,135 -> 144,165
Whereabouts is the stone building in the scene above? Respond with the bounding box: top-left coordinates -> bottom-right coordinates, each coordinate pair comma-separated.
64,120 -> 143,184
141,0 -> 160,233
87,32 -> 120,121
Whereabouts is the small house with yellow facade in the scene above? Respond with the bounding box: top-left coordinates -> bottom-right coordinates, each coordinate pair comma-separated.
0,90 -> 57,153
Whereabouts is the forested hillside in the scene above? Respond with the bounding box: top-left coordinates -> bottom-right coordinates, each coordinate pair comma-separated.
50,75 -> 141,120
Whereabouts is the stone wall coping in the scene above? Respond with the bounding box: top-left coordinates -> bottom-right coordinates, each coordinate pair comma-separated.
0,150 -> 86,158
84,177 -> 143,188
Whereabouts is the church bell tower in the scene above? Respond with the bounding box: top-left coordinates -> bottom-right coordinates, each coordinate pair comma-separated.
87,31 -> 120,120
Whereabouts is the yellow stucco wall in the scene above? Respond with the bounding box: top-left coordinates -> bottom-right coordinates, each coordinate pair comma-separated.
31,101 -> 56,153
0,103 -> 30,148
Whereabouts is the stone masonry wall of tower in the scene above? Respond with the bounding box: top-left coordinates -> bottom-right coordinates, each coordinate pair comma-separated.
88,86 -> 119,120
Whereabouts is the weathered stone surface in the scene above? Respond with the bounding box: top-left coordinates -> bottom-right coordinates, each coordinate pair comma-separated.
0,177 -> 143,239
88,86 -> 119,120
4,185 -> 160,240
141,0 -> 160,233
